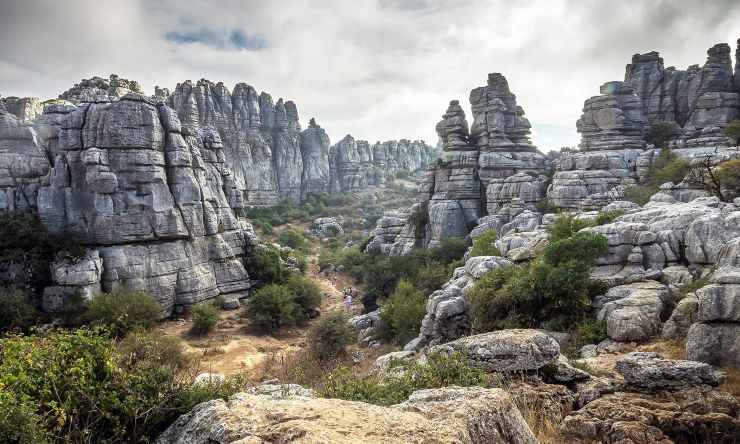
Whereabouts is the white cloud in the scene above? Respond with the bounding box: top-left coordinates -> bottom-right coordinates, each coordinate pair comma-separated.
1,0 -> 739,151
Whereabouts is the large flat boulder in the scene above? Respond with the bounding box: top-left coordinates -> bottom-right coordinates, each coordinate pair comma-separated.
156,386 -> 537,444
431,329 -> 560,372
616,352 -> 725,391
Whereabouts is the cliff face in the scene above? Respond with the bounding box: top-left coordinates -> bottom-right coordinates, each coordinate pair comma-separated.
624,42 -> 740,147
35,92 -> 255,315
0,75 -> 434,314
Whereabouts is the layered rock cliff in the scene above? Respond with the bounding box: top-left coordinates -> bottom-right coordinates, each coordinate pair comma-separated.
366,73 -> 550,255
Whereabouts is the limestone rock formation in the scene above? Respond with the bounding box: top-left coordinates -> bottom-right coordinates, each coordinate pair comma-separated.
0,96 -> 43,121
560,387 -> 740,444
328,135 -> 435,194
432,329 -> 560,372
0,110 -> 50,212
615,352 -> 725,391
36,93 -> 255,315
594,281 -> 671,342
156,385 -> 538,444
59,74 -> 143,104
366,74 -> 549,255
625,42 -> 740,148
299,118 -> 331,197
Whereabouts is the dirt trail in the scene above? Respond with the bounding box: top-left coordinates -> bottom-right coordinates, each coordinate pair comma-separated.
159,249 -> 362,376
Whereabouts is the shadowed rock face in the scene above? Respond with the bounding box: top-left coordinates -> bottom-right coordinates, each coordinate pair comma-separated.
36,92 -> 256,315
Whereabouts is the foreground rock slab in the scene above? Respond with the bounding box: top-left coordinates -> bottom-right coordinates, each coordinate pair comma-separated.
431,329 -> 560,372
616,352 -> 725,391
157,386 -> 537,444
561,387 -> 740,444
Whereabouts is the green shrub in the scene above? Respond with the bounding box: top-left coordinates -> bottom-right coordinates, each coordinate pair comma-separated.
278,229 -> 308,250
469,231 -> 608,333
85,289 -> 161,338
308,310 -> 356,361
321,352 -> 490,406
0,212 -> 84,292
247,247 -> 285,284
594,210 -> 625,225
244,284 -> 302,333
647,122 -> 676,148
566,319 -> 608,356
717,159 -> 740,199
284,274 -> 322,313
548,213 -> 594,243
190,303 -> 219,336
535,199 -> 558,214
623,185 -> 656,205
624,148 -> 691,205
0,287 -> 37,331
723,119 -> 740,145
413,262 -> 450,297
469,230 -> 501,257
428,237 -> 468,264
379,280 -> 427,345
0,328 -> 246,443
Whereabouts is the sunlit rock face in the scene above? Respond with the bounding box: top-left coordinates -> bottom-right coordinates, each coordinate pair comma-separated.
0,96 -> 44,122
299,118 -> 331,198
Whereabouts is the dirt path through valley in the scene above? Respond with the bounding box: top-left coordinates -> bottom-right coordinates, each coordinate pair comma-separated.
159,247 -> 362,377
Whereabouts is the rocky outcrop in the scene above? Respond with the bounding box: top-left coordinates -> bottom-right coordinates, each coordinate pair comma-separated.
615,352 -> 725,391
0,110 -> 50,212
686,237 -> 740,367
407,255 -> 513,349
0,96 -> 43,121
59,74 -> 143,104
299,118 -> 331,197
594,281 -> 671,342
35,93 -> 256,315
156,385 -> 538,444
328,135 -> 435,193
625,42 -> 740,148
367,74 -> 549,255
432,329 -> 560,372
561,387 -> 740,444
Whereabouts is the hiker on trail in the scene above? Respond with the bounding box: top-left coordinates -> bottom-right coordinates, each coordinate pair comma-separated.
344,292 -> 352,311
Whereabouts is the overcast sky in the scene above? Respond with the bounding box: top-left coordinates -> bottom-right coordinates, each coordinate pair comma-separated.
1,0 -> 739,150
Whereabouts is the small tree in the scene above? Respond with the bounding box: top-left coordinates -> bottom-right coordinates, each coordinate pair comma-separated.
190,303 -> 219,336
647,122 -> 676,148
469,230 -> 501,257
724,119 -> 740,145
244,284 -> 302,333
685,154 -> 733,202
379,280 -> 427,345
0,287 -> 37,331
308,310 -> 356,361
85,289 -> 161,338
246,248 -> 285,284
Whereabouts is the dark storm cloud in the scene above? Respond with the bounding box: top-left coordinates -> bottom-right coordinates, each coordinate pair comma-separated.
164,28 -> 266,50
0,0 -> 739,150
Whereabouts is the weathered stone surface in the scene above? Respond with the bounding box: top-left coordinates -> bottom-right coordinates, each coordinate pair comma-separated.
686,322 -> 740,368
59,74 -> 143,104
431,329 -> 560,372
157,386 -> 538,444
625,42 -> 740,148
595,281 -> 671,342
310,216 -> 343,238
408,255 -> 513,349
616,352 -> 725,391
299,118 -> 330,197
0,111 -> 50,212
661,293 -> 699,339
696,283 -> 740,322
561,388 -> 740,444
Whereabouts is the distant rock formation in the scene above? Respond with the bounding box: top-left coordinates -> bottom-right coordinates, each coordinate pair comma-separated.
59,74 -> 143,104
328,135 -> 436,194
367,74 -> 549,255
0,96 -> 44,121
625,42 -> 740,148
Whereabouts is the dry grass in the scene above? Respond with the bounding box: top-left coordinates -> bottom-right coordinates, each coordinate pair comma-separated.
720,367 -> 740,399
637,339 -> 686,360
